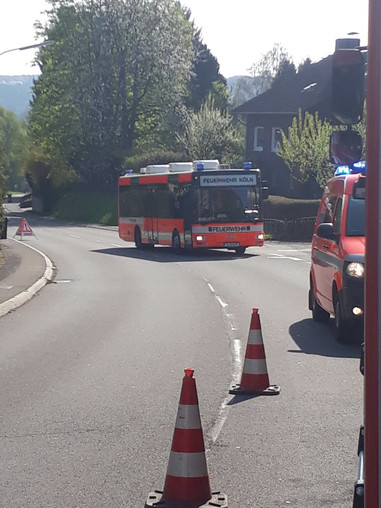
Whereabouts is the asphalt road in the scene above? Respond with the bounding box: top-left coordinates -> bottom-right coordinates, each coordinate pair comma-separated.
0,210 -> 363,507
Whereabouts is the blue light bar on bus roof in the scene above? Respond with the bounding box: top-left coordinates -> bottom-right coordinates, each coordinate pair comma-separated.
334,160 -> 366,176
196,162 -> 204,171
243,161 -> 252,169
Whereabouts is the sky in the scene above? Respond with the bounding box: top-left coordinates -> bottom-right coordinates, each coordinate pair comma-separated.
0,0 -> 369,77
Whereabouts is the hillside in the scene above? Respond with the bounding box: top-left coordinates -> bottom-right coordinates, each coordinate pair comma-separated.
0,76 -> 37,119
226,75 -> 261,107
0,75 -> 257,120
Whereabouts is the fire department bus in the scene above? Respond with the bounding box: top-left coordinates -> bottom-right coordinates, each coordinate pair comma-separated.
118,160 -> 268,254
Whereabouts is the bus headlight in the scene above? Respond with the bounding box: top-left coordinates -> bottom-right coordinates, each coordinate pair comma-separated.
346,262 -> 365,278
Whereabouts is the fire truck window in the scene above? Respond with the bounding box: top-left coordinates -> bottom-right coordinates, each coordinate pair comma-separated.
319,196 -> 336,224
332,197 -> 343,235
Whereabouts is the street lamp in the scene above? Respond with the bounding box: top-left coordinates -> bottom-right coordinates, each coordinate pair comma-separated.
0,40 -> 53,58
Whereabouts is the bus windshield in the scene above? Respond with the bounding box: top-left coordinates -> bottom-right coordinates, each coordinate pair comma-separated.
194,186 -> 260,223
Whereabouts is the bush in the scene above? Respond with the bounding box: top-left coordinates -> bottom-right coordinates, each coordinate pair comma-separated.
123,151 -> 188,173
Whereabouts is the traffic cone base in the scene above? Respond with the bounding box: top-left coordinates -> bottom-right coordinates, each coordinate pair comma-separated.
229,382 -> 280,396
229,308 -> 280,396
145,489 -> 228,507
146,368 -> 227,507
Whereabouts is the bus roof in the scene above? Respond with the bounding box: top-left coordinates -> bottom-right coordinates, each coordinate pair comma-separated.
121,161 -> 261,181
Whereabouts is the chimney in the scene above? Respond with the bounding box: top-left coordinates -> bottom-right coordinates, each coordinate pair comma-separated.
335,38 -> 360,50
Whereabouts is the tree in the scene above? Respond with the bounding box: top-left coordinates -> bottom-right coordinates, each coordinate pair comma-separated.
277,109 -> 333,189
29,0 -> 194,186
0,107 -> 29,191
0,145 -> 4,222
177,95 -> 244,164
249,43 -> 293,95
271,59 -> 296,89
185,21 -> 228,111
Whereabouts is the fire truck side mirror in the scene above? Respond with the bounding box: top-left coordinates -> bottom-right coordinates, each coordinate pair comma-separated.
331,49 -> 366,125
329,130 -> 363,166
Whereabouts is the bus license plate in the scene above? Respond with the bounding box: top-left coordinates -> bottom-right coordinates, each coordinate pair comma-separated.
223,242 -> 240,247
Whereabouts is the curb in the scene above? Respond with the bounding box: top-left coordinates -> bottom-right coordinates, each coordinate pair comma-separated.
0,239 -> 55,318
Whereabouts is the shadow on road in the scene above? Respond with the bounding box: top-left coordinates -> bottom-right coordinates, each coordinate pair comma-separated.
91,245 -> 259,263
4,207 -> 261,262
288,318 -> 362,359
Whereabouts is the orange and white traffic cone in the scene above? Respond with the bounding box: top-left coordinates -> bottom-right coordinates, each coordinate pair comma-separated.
230,308 -> 280,396
145,368 -> 227,507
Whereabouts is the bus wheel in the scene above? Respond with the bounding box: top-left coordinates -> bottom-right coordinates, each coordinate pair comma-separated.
134,227 -> 143,249
235,247 -> 246,255
172,232 -> 182,254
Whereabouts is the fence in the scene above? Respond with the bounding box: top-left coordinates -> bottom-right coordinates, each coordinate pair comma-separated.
264,217 -> 316,241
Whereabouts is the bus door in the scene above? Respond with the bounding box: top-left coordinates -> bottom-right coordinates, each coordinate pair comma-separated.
145,187 -> 159,243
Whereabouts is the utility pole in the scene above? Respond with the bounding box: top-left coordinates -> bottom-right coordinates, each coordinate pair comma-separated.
365,0 -> 381,506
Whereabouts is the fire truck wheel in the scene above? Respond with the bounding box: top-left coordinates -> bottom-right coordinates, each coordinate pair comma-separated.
334,291 -> 351,343
310,282 -> 330,323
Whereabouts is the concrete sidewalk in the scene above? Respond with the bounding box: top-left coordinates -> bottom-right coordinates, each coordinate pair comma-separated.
0,237 -> 54,317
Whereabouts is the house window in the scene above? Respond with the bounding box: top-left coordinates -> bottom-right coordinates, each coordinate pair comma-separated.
271,127 -> 283,152
253,126 -> 264,151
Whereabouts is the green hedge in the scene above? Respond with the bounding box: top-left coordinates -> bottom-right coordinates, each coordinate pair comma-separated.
263,195 -> 320,241
263,195 -> 320,220
53,186 -> 118,225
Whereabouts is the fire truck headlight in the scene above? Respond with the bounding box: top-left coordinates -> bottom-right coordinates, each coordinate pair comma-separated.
196,235 -> 205,242
346,262 -> 365,278
257,233 -> 264,241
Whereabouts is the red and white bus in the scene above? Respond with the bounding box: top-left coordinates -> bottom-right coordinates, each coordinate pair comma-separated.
118,160 -> 268,255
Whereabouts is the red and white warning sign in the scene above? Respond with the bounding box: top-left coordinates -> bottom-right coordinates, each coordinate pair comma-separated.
13,218 -> 37,239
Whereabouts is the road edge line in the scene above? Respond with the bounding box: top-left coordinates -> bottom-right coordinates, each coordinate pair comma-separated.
0,239 -> 54,318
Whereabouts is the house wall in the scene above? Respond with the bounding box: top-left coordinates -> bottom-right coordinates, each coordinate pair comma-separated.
244,112 -> 296,197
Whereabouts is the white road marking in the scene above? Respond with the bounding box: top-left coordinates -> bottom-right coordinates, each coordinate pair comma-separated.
69,235 -> 81,239
277,248 -> 311,252
227,313 -> 238,331
216,296 -> 228,308
200,276 -> 243,447
207,283 -> 215,294
267,253 -> 302,261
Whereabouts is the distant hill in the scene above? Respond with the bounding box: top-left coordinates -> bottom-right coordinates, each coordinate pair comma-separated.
0,75 -> 37,119
226,75 -> 261,107
0,74 -> 256,120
